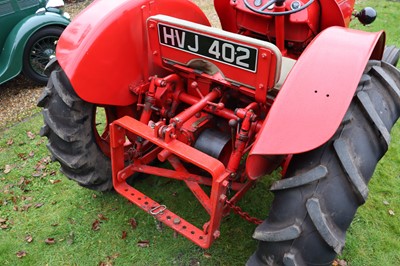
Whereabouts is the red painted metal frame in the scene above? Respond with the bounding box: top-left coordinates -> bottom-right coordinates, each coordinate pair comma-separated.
56,0 -> 210,106
232,0 -> 320,53
57,0 -> 360,106
110,116 -> 257,248
215,0 -> 359,60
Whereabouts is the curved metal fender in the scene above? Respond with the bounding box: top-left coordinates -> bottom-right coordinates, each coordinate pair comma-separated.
247,26 -> 385,179
56,0 -> 210,106
0,13 -> 69,85
319,0 -> 354,30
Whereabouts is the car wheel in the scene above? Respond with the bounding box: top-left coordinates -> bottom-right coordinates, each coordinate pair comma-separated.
23,26 -> 64,85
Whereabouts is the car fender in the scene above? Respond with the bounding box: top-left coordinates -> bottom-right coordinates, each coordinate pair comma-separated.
56,0 -> 210,106
247,26 -> 385,179
0,12 -> 69,84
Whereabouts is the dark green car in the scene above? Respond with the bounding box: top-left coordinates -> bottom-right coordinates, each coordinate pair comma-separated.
0,0 -> 70,85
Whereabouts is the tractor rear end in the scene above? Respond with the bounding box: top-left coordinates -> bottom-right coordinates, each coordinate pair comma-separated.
38,0 -> 400,265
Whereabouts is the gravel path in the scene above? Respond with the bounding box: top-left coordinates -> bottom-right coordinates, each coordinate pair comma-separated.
0,0 -> 92,130
0,76 -> 42,129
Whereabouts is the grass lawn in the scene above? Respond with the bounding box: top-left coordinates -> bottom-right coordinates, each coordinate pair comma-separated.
1,1 -> 399,265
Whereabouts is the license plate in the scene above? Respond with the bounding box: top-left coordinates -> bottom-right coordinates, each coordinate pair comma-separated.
158,23 -> 258,72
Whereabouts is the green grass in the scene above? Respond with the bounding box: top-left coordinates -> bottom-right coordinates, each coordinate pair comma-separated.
1,1 -> 400,265
340,1 -> 400,264
340,126 -> 400,265
352,0 -> 400,45
0,114 -> 275,265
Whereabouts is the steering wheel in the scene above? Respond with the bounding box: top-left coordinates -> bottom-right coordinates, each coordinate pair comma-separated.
243,0 -> 314,16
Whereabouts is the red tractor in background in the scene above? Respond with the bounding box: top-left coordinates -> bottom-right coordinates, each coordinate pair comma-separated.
38,0 -> 400,265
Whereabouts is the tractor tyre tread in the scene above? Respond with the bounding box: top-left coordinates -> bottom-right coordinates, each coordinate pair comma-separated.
356,90 -> 391,147
371,65 -> 400,102
270,165 -> 328,191
383,45 -> 400,67
38,64 -> 113,191
333,139 -> 368,203
306,197 -> 344,254
248,61 -> 400,266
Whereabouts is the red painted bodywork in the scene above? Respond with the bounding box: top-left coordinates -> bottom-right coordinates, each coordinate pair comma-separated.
216,0 -> 357,58
247,27 -> 385,178
146,15 -> 281,103
216,0 -> 355,32
233,0 -> 321,41
56,0 -> 210,106
56,0 -> 387,248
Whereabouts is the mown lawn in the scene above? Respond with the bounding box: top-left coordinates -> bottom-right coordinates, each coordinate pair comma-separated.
1,1 -> 399,265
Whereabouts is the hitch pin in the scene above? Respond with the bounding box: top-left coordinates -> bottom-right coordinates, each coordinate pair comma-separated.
149,205 -> 167,215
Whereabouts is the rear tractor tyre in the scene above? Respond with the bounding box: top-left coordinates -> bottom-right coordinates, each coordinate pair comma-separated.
247,61 -> 400,265
383,45 -> 400,67
37,64 -> 113,191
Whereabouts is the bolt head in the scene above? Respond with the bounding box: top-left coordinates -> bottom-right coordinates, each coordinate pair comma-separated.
191,81 -> 198,88
219,194 -> 227,203
213,230 -> 220,239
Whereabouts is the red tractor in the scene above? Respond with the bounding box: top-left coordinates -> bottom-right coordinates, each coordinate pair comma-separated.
38,0 -> 400,265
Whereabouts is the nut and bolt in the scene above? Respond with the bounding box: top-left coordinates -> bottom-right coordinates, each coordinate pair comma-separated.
191,81 -> 198,89
219,194 -> 227,203
213,230 -> 220,239
119,173 -> 126,180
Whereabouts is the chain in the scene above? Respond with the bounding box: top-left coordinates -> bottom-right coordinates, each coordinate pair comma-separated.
226,200 -> 263,225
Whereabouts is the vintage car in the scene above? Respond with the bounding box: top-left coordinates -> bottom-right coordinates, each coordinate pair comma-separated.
0,0 -> 70,85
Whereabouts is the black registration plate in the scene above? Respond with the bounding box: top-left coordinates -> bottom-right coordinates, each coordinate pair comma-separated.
158,24 -> 258,72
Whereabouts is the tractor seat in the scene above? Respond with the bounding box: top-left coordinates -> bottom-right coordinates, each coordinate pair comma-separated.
275,57 -> 296,90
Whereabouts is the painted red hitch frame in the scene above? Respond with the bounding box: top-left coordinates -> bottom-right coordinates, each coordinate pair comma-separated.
110,114 -> 262,248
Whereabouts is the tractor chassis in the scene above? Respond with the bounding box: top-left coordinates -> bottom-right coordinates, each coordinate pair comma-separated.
108,16 -> 281,248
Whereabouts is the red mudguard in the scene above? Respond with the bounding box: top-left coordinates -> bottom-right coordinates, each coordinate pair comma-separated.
247,27 -> 385,179
56,0 -> 210,106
